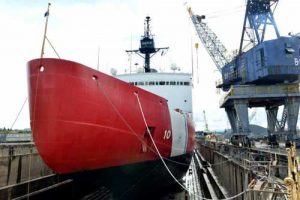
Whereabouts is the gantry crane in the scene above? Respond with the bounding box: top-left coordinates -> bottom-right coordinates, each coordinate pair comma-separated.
188,0 -> 300,146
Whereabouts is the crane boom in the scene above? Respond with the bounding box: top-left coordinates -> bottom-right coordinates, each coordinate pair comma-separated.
187,7 -> 231,73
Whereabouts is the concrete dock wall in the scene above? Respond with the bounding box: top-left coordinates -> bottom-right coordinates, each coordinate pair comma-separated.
199,144 -> 250,200
198,142 -> 288,200
0,143 -> 52,188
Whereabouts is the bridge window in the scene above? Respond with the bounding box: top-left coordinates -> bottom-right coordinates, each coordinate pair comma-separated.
132,80 -> 190,86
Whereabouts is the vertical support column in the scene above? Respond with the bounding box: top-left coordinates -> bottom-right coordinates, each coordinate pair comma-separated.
234,100 -> 250,135
286,97 -> 300,141
266,106 -> 279,135
225,107 -> 238,134
244,171 -> 248,200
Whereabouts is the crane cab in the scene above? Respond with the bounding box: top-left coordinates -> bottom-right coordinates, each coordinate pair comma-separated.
221,36 -> 300,90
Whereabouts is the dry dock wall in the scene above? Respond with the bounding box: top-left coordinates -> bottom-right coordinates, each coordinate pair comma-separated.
198,142 -> 288,200
199,144 -> 250,200
0,143 -> 53,198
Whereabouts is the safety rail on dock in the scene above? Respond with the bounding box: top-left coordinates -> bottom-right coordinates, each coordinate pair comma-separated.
197,140 -> 289,200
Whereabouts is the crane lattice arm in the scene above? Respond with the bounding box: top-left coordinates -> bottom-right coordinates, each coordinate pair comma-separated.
187,7 -> 231,73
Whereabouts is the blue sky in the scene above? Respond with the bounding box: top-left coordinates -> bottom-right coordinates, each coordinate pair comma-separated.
0,0 -> 299,131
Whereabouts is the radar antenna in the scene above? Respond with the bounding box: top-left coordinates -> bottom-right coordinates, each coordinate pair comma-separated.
126,16 -> 169,73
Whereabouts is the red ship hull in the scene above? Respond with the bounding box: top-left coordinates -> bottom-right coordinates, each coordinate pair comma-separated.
27,58 -> 195,197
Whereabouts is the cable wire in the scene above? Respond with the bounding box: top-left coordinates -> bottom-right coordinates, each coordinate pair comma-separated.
204,5 -> 245,16
45,36 -> 61,59
10,97 -> 28,130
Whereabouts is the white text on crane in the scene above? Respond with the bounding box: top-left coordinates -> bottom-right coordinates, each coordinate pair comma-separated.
295,58 -> 300,66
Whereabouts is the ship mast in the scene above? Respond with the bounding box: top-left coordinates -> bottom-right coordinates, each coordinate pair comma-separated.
40,3 -> 51,59
126,16 -> 169,73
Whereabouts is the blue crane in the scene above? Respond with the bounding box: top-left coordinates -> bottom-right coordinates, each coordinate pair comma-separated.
189,0 -> 300,146
188,0 -> 300,91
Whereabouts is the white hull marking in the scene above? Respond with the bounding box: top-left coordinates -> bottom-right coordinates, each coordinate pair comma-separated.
170,110 -> 188,157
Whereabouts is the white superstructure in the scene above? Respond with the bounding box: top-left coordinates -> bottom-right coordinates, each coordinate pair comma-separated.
117,72 -> 193,156
117,72 -> 193,114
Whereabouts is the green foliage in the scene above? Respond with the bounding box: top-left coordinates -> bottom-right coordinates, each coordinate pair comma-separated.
0,128 -> 31,134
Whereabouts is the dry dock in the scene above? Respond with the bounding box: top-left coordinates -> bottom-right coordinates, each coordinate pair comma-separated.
0,141 -> 290,199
